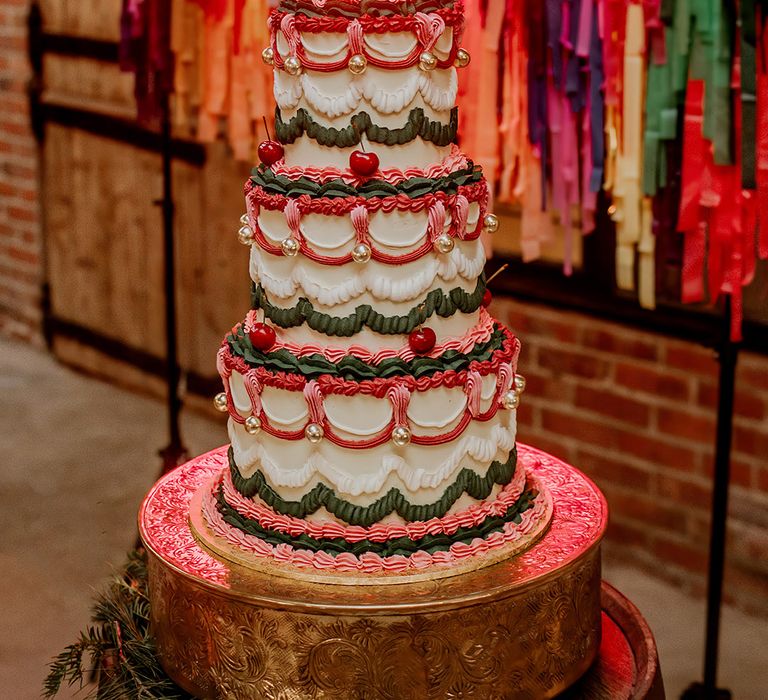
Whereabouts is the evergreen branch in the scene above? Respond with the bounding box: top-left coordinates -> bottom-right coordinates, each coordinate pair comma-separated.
43,549 -> 191,700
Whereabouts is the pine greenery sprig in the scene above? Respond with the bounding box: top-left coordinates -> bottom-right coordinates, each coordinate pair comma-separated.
43,549 -> 192,700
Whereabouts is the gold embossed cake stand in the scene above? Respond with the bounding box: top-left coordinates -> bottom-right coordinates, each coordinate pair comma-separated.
139,443 -> 607,699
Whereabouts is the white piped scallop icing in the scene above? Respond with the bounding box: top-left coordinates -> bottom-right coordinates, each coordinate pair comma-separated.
274,67 -> 458,117
249,239 -> 486,304
229,411 -> 517,500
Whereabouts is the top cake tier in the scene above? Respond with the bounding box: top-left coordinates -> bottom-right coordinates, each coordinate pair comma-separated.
266,1 -> 468,170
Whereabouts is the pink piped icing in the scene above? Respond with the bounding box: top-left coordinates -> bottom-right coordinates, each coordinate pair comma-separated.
243,308 -> 498,364
202,478 -> 551,574
269,146 -> 469,186
219,462 -> 527,542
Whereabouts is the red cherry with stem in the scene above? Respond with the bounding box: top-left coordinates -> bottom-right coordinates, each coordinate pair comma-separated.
258,140 -> 284,166
349,150 -> 379,177
249,322 -> 276,351
481,289 -> 492,307
409,327 -> 436,354
259,115 -> 283,166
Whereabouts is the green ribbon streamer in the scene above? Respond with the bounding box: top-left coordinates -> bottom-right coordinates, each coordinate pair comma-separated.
228,324 -> 507,381
275,107 -> 459,148
250,163 -> 483,200
229,446 -> 518,527
251,276 -> 486,337
216,485 -> 537,558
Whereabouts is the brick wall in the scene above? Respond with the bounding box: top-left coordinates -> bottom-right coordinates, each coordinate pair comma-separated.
493,297 -> 768,616
0,0 -> 43,344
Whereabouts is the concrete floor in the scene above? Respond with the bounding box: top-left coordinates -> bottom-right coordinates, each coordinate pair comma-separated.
1,339 -> 766,700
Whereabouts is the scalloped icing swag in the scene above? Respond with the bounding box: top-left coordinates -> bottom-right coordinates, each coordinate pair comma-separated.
275,106 -> 459,148
250,163 -> 483,199
216,485 -> 537,558
228,324 -> 507,381
229,446 -> 518,526
251,275 -> 485,336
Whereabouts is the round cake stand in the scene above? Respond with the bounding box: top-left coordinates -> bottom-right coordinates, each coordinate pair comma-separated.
140,444 -> 608,699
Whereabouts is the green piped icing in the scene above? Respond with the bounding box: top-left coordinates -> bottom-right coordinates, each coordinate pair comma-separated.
228,324 -> 507,381
251,276 -> 486,337
250,163 -> 483,200
228,446 -> 518,527
275,107 -> 459,148
216,486 -> 537,558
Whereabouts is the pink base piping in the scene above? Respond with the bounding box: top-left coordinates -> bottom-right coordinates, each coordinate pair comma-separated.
201,478 -> 550,574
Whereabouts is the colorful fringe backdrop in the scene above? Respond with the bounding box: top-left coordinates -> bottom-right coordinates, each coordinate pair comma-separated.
120,0 -> 768,341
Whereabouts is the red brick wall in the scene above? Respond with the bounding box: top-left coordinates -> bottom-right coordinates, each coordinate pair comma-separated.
0,0 -> 43,343
493,297 -> 768,616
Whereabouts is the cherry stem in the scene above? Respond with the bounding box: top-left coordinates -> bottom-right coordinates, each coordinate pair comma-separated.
417,302 -> 427,327
485,264 -> 509,286
262,116 -> 272,142
352,122 -> 366,151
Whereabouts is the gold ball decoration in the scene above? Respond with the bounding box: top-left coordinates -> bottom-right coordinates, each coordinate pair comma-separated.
391,425 -> 412,446
514,374 -> 527,394
281,237 -> 300,257
419,51 -> 437,71
348,54 -> 368,75
502,391 -> 520,410
261,47 -> 274,65
238,225 -> 255,246
284,55 -> 302,75
454,48 -> 471,68
305,423 -> 324,443
352,243 -> 372,263
483,213 -> 500,233
244,416 -> 262,435
213,393 -> 228,412
240,214 -> 250,225
435,234 -> 455,254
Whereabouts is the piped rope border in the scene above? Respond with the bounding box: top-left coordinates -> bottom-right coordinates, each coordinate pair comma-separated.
275,106 -> 458,148
251,275 -> 485,336
228,445 -> 517,526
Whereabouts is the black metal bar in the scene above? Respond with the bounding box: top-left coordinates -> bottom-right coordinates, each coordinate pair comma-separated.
702,296 -> 738,695
157,94 -> 188,472
47,315 -> 220,396
681,297 -> 738,700
39,33 -> 119,62
39,102 -> 206,165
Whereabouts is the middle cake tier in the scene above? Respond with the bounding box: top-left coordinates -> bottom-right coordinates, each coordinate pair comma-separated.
243,154 -> 492,350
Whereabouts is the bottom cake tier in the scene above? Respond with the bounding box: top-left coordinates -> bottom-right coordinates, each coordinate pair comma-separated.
139,444 -> 607,699
189,447 -> 554,584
